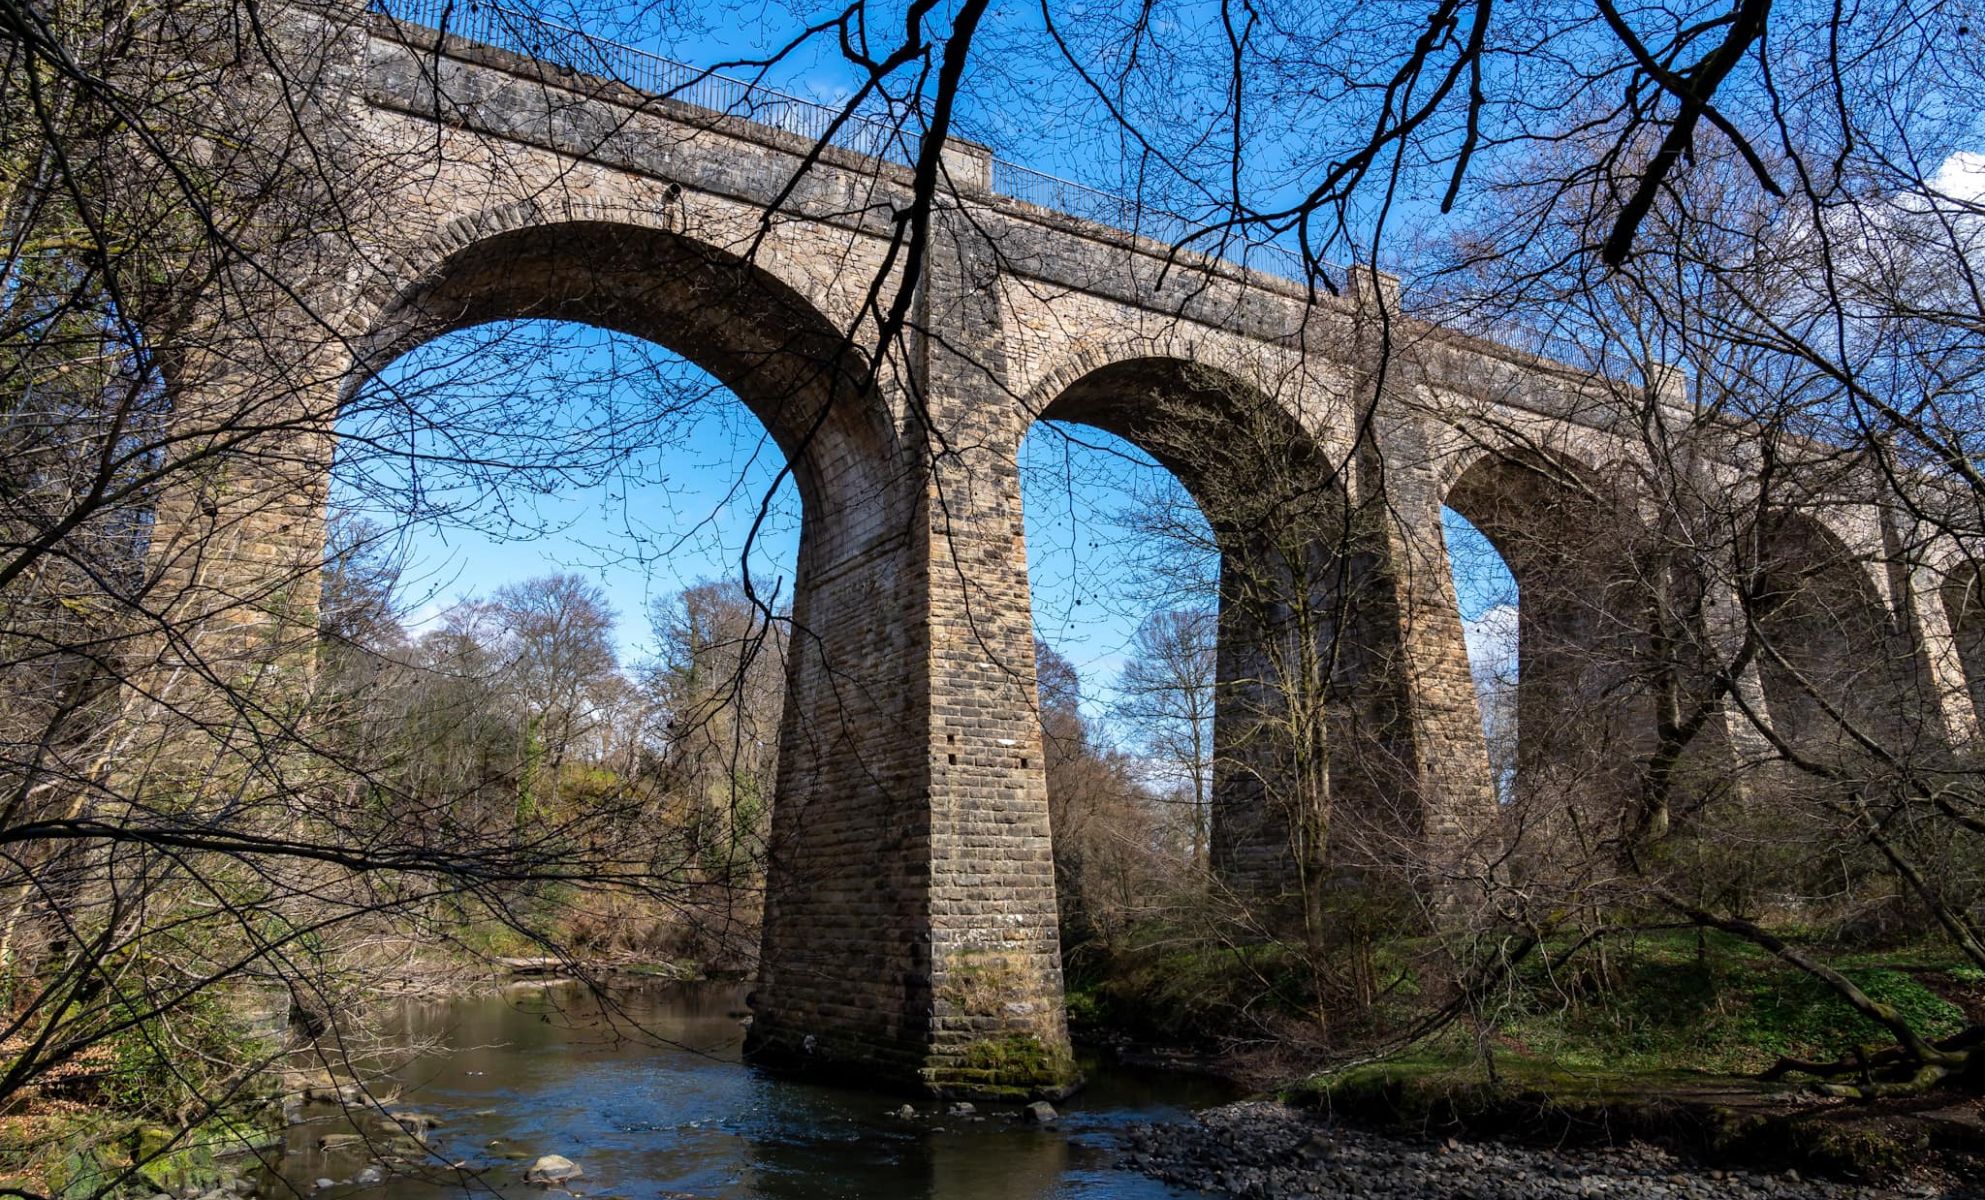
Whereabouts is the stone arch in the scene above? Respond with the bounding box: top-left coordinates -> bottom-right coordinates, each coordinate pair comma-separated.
351,213 -> 900,528
341,213 -> 937,1082
1440,445 -> 1633,596
1747,509 -> 1918,756
1940,555 -> 1985,735
1436,442 -> 1652,850
1019,353 -> 1409,899
1030,355 -> 1343,533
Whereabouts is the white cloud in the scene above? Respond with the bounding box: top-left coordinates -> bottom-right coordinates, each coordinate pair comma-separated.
1462,603 -> 1518,687
403,595 -> 453,634
1930,150 -> 1985,206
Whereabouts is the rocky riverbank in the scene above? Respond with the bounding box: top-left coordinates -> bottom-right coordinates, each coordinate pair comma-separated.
1118,1102 -> 1977,1200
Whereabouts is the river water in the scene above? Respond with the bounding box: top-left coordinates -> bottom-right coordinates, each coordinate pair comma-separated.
264,981 -> 1232,1200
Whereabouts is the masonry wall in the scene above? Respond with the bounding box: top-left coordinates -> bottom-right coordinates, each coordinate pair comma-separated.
132,1 -> 1985,1101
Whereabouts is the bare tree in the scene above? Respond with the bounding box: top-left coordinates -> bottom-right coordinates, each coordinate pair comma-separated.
1113,608 -> 1218,867
489,573 -> 621,808
1038,638 -> 1181,959
644,579 -> 786,886
4,0 -> 1984,1185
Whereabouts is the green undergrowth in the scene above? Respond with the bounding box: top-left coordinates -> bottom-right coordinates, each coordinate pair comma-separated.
1,1109 -> 281,1200
1064,932 -> 1319,1047
1266,930 -> 1985,1181
1280,1049 -> 1955,1183
1070,922 -> 1979,1082
1486,929 -> 1973,1076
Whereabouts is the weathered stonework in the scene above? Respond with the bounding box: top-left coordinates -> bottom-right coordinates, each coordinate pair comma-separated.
132,2 -> 1985,1097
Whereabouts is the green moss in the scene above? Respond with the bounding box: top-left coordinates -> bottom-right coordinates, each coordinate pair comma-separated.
1288,1055 -> 1931,1184
962,1034 -> 1050,1074
943,1033 -> 1079,1097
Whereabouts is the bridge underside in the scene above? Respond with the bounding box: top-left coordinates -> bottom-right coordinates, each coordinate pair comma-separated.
122,0 -> 1985,1100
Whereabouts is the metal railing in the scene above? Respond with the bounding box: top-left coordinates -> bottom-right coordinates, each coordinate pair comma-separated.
366,2 -> 1668,383
992,160 -> 1169,234
370,0 -> 920,165
366,0 -> 1331,288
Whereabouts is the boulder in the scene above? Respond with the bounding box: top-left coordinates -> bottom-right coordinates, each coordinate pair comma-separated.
525,1155 -> 584,1186
1024,1101 -> 1058,1124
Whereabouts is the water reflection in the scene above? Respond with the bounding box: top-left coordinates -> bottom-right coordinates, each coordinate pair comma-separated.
264,981 -> 1225,1200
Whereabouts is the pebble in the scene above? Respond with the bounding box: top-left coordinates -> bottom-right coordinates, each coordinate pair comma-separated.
1116,1101 -> 1962,1199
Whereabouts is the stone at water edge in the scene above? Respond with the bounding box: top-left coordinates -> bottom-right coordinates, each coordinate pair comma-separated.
525,1155 -> 585,1185
947,1102 -> 976,1117
1024,1101 -> 1058,1124
891,1104 -> 917,1119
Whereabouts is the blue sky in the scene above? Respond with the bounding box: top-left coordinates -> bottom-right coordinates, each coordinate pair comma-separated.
342,0 -> 1983,744
335,323 -> 803,663
338,1 -> 1530,729
403,0 -> 1395,270
333,321 -> 1520,734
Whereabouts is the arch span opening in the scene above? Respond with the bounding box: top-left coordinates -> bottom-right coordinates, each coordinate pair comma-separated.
356,219 -> 899,527
332,220 -> 937,1080
1438,449 -> 1651,850
1747,511 -> 1917,757
328,314 -> 803,969
1018,356 -> 1369,913
1443,506 -> 1519,803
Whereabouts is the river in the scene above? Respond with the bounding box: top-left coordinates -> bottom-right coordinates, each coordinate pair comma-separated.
262,980 -> 1234,1200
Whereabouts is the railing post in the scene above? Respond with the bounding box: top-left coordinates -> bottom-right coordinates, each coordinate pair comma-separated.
1349,263 -> 1402,310
938,137 -> 993,193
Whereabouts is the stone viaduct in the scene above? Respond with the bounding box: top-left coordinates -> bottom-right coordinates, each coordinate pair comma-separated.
139,0 -> 1985,1098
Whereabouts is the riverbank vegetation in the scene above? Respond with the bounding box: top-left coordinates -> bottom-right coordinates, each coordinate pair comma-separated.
7,0 -> 1985,1194
1,543 -> 790,1190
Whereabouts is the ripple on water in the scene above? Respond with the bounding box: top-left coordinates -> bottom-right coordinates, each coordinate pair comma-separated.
264,980 -> 1228,1200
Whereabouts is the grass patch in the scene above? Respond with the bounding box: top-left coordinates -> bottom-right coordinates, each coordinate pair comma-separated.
1489,932 -> 1970,1075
